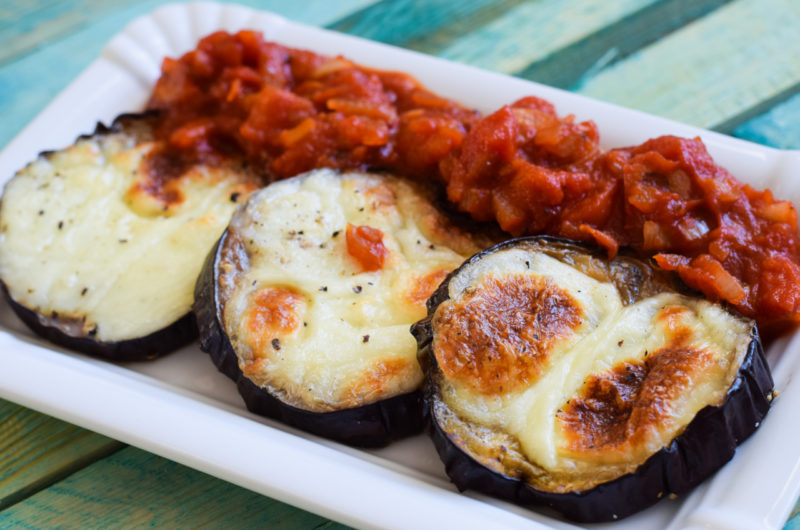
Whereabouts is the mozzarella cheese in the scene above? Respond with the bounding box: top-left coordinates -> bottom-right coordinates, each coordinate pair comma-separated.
433,243 -> 752,491
218,169 -> 491,412
0,127 -> 257,342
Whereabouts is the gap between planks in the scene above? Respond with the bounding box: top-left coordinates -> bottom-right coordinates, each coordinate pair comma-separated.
0,399 -> 125,511
0,446 -> 352,529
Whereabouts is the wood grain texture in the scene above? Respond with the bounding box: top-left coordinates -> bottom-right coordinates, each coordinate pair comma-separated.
576,0 -> 800,130
0,446 -> 350,529
0,399 -> 123,511
328,0 -> 525,53
436,0 -> 656,75
734,92 -> 800,150
0,0 -> 375,149
516,0 -> 732,89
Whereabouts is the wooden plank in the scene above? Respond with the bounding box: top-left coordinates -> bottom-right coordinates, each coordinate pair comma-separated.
516,0 -> 732,89
0,0 -> 377,66
575,0 -> 800,130
328,0 -> 525,53
0,446 -> 351,529
0,0 -> 375,150
436,0 -> 657,77
733,92 -> 800,150
0,398 -> 123,511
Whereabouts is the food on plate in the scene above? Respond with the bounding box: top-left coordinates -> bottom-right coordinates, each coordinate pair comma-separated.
412,236 -> 773,521
194,168 -> 497,446
146,30 -> 477,182
440,102 -> 800,338
0,113 -> 259,360
146,30 -> 800,337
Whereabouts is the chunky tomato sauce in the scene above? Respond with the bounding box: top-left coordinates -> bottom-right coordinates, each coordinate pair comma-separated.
146,30 -> 800,337
345,223 -> 388,271
147,30 -> 476,181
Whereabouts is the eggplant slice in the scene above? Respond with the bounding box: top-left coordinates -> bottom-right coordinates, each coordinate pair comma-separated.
412,236 -> 773,522
0,114 -> 260,360
194,169 -> 497,446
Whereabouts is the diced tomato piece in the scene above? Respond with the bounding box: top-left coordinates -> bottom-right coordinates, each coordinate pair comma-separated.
346,223 -> 389,272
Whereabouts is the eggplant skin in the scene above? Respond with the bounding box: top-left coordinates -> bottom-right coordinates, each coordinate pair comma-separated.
194,230 -> 422,447
412,235 -> 774,522
421,328 -> 771,522
2,281 -> 197,362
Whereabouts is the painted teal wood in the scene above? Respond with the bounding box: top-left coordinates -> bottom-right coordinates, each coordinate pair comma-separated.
576,0 -> 800,130
734,92 -> 800,150
328,0 -> 524,52
0,0 -> 375,149
516,0 -> 732,89
0,399 -> 123,511
436,0 -> 657,75
0,446 -> 351,529
0,0 -> 377,63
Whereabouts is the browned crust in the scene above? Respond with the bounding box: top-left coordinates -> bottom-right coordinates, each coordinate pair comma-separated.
432,273 -> 582,395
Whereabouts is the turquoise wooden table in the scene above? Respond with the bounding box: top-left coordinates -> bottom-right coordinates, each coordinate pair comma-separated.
1,0 -> 800,527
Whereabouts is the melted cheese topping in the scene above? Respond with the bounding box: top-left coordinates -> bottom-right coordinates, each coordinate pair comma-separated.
434,245 -> 751,490
219,169 -> 488,412
0,131 -> 256,342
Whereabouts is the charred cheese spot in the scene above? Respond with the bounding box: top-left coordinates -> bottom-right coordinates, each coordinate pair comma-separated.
434,273 -> 582,395
245,287 -> 306,357
343,358 -> 415,402
658,304 -> 693,333
405,268 -> 449,307
241,357 -> 268,378
363,181 -> 397,211
559,342 -> 716,455
125,177 -> 185,216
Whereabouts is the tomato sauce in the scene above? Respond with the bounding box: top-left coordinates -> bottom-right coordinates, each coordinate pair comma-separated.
346,223 -> 388,272
146,30 -> 476,181
146,30 -> 800,337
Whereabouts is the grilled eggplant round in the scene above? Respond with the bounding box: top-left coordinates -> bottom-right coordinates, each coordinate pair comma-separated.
0,114 -> 260,360
412,236 -> 773,522
194,168 -> 497,446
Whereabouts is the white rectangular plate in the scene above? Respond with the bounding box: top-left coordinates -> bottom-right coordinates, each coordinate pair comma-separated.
2,3 -> 800,529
